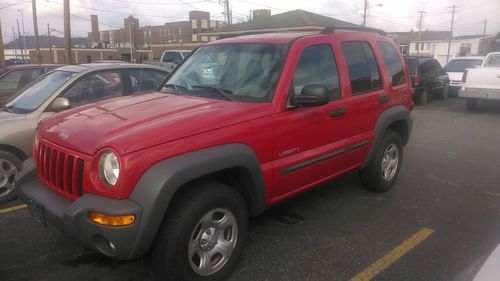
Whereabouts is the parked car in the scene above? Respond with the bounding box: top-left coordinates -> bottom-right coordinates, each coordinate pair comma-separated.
18,28 -> 413,281
444,56 -> 483,95
0,64 -> 61,105
459,52 -> 500,110
0,63 -> 168,203
144,49 -> 192,71
404,56 -> 450,105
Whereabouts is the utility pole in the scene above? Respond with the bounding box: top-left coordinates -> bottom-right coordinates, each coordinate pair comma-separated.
0,20 -> 5,67
129,21 -> 134,62
446,5 -> 459,64
363,0 -> 367,27
18,10 -> 26,59
417,11 -> 426,56
482,19 -> 487,40
225,0 -> 231,25
48,23 -> 53,64
32,0 -> 41,63
12,27 -> 18,59
64,0 -> 71,64
17,19 -> 24,61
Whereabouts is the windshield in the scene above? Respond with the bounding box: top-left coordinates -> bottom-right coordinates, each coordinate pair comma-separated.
161,43 -> 286,102
445,59 -> 483,72
4,70 -> 75,114
404,58 -> 418,75
484,54 -> 500,67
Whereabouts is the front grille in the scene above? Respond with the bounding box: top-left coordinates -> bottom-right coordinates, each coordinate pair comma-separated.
37,141 -> 85,201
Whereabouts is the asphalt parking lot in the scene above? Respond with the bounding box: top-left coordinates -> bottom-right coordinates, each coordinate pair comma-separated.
1,97 -> 500,281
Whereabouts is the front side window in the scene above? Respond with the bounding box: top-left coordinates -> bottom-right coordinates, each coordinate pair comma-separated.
484,54 -> 500,67
377,42 -> 406,86
292,44 -> 340,100
63,71 -> 123,108
162,43 -> 286,102
342,42 -> 382,94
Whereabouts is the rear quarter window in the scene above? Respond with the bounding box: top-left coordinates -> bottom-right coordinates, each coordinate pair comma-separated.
341,41 -> 382,94
377,42 -> 406,86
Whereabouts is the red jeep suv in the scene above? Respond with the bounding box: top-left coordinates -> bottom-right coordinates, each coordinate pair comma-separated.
18,27 -> 413,281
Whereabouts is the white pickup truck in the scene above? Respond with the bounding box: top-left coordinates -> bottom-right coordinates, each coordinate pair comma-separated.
143,50 -> 192,72
459,52 -> 500,110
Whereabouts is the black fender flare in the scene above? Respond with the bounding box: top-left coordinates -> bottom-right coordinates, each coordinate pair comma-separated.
127,143 -> 266,258
361,105 -> 412,169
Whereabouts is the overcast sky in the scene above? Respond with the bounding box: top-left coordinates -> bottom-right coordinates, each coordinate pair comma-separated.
1,0 -> 499,43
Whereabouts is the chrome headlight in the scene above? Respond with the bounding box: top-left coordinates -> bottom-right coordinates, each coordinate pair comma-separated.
99,151 -> 120,186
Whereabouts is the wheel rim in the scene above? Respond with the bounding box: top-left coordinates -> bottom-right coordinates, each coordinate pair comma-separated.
188,208 -> 238,276
381,144 -> 399,182
0,158 -> 18,198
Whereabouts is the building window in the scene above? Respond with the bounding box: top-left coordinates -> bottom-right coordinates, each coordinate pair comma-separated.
415,42 -> 419,51
421,42 -> 424,50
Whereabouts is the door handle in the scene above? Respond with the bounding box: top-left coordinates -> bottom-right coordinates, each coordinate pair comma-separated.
330,107 -> 347,117
378,95 -> 390,104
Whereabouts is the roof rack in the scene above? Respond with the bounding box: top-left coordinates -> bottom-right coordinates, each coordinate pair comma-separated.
321,25 -> 387,36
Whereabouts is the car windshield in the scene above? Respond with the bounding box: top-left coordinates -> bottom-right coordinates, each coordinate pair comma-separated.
161,43 -> 286,102
404,58 -> 418,75
484,54 -> 500,67
3,70 -> 76,114
445,59 -> 483,72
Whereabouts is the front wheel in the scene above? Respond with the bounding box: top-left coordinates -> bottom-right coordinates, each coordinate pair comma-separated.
151,182 -> 248,281
0,150 -> 22,204
360,131 -> 403,192
437,83 -> 449,100
415,86 -> 429,105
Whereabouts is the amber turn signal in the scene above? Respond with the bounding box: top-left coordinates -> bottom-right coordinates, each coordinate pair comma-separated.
89,213 -> 135,226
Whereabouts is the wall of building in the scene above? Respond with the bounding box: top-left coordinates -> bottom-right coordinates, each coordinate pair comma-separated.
28,48 -> 123,64
409,38 -> 483,66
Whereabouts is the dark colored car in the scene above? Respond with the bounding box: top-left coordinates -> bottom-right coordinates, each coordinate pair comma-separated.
404,57 -> 450,105
0,64 -> 62,105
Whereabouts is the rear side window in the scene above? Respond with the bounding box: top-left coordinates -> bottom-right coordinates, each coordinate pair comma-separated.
342,42 -> 382,94
377,42 -> 406,86
419,59 -> 441,74
292,44 -> 341,100
162,52 -> 182,63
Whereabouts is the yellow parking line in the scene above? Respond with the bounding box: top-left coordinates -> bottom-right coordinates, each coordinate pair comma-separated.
0,204 -> 27,214
350,227 -> 434,281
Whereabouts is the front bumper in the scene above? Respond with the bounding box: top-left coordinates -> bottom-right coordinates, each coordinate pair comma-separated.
17,159 -> 142,259
458,88 -> 500,100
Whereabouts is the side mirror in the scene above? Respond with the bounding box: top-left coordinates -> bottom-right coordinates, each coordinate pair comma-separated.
291,84 -> 329,107
50,97 -> 71,112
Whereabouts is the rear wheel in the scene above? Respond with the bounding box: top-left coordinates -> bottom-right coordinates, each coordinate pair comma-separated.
0,150 -> 22,204
415,86 -> 429,105
360,131 -> 403,192
465,99 -> 478,111
151,182 -> 248,281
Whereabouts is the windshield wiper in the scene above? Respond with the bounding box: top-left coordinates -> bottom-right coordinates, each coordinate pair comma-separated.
163,84 -> 188,91
0,105 -> 13,112
190,85 -> 235,101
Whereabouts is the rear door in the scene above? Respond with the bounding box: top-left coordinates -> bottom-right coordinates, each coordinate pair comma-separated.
272,40 -> 363,199
376,41 -> 410,105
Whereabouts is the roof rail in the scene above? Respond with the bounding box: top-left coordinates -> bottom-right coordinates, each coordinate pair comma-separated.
321,25 -> 387,36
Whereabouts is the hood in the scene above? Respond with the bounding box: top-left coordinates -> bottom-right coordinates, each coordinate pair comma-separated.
447,72 -> 464,82
0,110 -> 26,122
39,92 -> 271,155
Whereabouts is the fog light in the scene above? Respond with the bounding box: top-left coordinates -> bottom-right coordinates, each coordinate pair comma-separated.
90,212 -> 135,226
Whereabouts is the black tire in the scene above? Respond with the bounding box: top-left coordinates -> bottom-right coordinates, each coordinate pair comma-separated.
360,131 -> 403,193
151,182 -> 249,281
465,99 -> 478,111
415,86 -> 429,105
437,83 -> 449,100
0,150 -> 22,204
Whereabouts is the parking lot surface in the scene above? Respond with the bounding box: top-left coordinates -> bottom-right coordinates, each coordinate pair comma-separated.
1,98 -> 500,281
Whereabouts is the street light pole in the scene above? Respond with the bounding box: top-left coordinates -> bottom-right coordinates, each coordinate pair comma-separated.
32,0 -> 41,63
